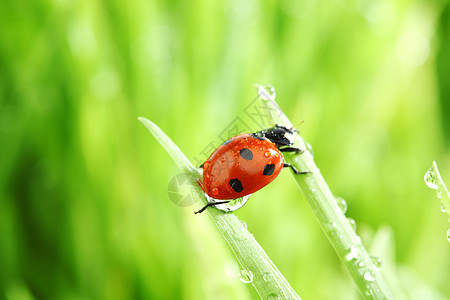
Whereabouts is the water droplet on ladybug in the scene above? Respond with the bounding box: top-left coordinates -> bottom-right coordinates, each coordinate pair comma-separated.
235,163 -> 240,167
264,151 -> 271,157
203,161 -> 211,169
221,157 -> 226,162
211,187 -> 219,195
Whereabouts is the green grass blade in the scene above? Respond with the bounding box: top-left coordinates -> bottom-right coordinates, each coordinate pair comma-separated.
255,85 -> 395,299
138,117 -> 302,300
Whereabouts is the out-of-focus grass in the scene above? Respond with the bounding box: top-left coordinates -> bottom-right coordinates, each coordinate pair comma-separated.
0,0 -> 449,299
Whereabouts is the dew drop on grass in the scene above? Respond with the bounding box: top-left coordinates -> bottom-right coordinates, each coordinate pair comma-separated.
209,194 -> 252,212
336,197 -> 348,214
267,293 -> 281,300
371,256 -> 382,269
263,272 -> 271,282
365,287 -> 373,296
305,139 -> 314,158
257,85 -> 276,101
447,229 -> 450,243
347,218 -> 357,231
239,269 -> 253,284
240,220 -> 247,230
364,271 -> 376,282
424,167 -> 438,190
326,221 -> 337,230
345,245 -> 358,261
423,164 -> 449,217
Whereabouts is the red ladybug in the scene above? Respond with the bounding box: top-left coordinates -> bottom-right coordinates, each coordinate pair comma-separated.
195,125 -> 309,214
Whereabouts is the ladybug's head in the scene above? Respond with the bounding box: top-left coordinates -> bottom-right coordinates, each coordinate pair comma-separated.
251,125 -> 296,147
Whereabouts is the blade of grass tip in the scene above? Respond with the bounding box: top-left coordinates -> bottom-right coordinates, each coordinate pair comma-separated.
138,117 -> 302,300
138,117 -> 197,174
425,161 -> 450,221
255,85 -> 395,299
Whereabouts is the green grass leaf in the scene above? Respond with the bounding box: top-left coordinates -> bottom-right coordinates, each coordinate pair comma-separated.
255,85 -> 395,299
139,117 -> 302,300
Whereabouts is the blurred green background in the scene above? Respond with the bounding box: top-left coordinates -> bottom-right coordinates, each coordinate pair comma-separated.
1,0 -> 450,299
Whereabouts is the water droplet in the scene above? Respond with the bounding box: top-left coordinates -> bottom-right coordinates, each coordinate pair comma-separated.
264,151 -> 271,157
336,197 -> 348,214
256,85 -> 276,101
447,229 -> 450,243
211,188 -> 219,196
239,269 -> 253,284
346,245 -> 358,261
371,256 -> 382,269
424,167 -> 438,190
364,271 -> 376,282
305,139 -> 314,157
365,287 -> 373,296
437,191 -> 442,199
266,293 -> 281,300
440,205 -> 448,213
347,218 -> 357,231
263,272 -> 271,282
240,220 -> 247,230
325,221 -> 336,230
211,194 -> 252,212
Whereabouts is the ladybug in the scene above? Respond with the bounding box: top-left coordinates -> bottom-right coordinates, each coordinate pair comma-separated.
195,125 -> 309,214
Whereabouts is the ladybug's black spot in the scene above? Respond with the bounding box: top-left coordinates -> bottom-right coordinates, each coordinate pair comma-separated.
263,164 -> 275,176
240,148 -> 253,160
221,139 -> 232,146
229,178 -> 243,193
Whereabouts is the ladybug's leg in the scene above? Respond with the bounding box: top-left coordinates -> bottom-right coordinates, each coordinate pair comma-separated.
194,200 -> 231,214
279,147 -> 304,154
283,163 -> 311,175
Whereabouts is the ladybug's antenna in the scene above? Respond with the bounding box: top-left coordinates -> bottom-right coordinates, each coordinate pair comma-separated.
291,120 -> 305,130
194,200 -> 231,214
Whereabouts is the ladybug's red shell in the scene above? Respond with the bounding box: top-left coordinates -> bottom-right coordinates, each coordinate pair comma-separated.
201,134 -> 284,200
